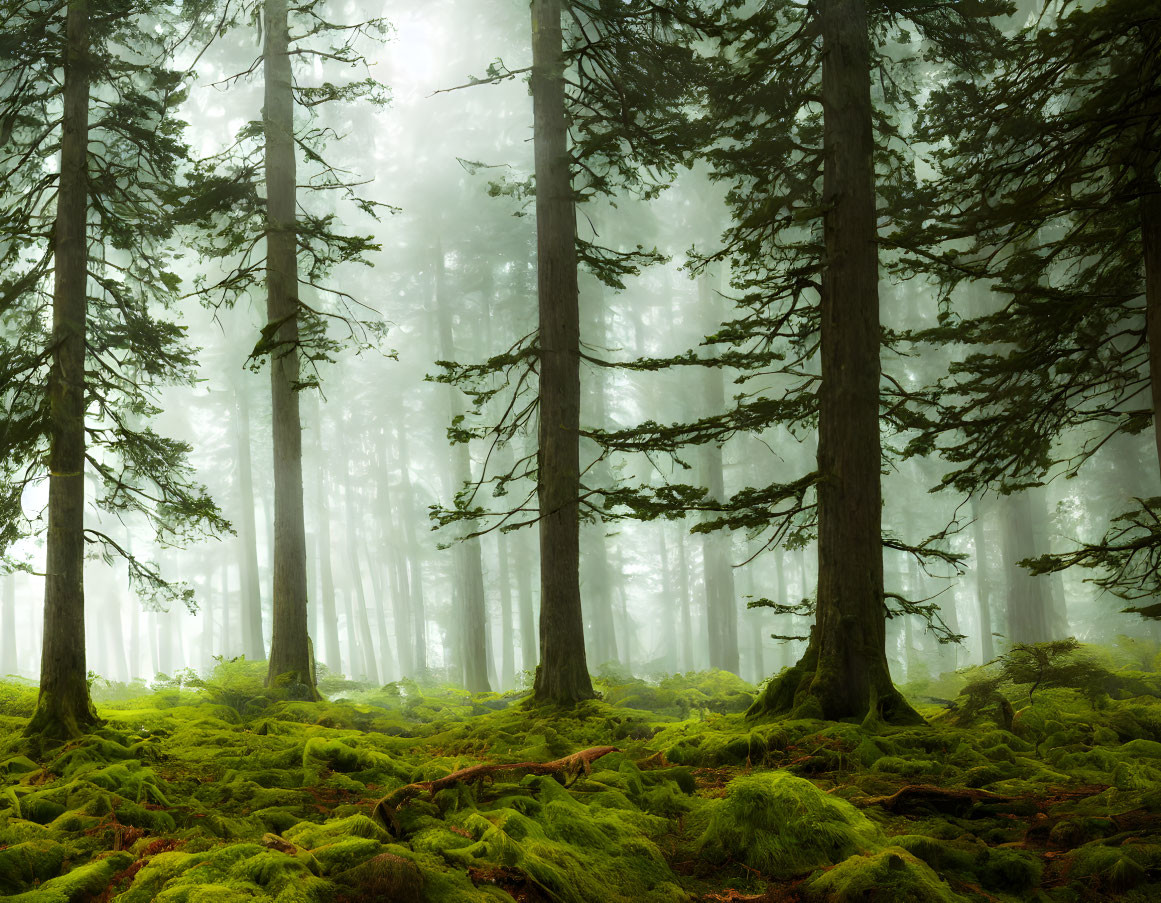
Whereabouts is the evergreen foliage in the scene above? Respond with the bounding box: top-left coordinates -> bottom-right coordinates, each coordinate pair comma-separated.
0,0 -> 228,607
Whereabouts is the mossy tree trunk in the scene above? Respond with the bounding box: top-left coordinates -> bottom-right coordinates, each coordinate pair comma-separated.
262,0 -> 317,697
749,0 -> 919,724
26,0 -> 102,740
531,0 -> 594,705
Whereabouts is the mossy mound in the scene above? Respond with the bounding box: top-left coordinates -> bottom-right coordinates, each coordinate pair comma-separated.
698,771 -> 884,877
805,847 -> 969,902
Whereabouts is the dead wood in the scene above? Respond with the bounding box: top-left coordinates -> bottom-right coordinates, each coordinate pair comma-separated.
372,745 -> 618,834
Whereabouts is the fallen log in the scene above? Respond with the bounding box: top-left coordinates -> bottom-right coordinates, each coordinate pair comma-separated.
372,745 -> 618,834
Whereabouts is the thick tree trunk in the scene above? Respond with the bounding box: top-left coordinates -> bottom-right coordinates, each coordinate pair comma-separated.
750,0 -> 918,723
530,0 -> 593,705
234,384 -> 266,660
262,0 -> 316,696
27,0 -> 100,739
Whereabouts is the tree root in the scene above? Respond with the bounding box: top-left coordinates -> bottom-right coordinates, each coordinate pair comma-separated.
372,745 -> 618,835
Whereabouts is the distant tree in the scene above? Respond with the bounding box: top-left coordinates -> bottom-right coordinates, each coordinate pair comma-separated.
180,0 -> 391,696
0,0 -> 228,739
435,0 -> 701,704
895,0 -> 1161,613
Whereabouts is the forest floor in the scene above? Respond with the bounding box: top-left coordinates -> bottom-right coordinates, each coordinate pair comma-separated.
3,641 -> 1161,902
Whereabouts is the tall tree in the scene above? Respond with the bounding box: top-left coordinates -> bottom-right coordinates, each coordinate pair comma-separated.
260,0 -> 314,693
1,0 -> 227,739
32,0 -> 97,738
530,0 -> 594,704
763,0 -> 915,720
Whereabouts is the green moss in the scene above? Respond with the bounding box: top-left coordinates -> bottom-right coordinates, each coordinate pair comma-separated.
0,838 -> 66,893
4,851 -> 133,903
698,771 -> 884,877
805,847 -> 969,902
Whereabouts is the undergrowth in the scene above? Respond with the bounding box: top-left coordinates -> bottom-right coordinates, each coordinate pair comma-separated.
1,638 -> 1160,901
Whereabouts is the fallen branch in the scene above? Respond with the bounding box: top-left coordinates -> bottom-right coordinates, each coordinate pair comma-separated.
860,784 -> 1017,816
372,745 -> 618,834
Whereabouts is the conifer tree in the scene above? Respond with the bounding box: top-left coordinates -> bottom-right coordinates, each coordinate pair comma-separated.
895,0 -> 1161,612
181,0 -> 390,695
435,0 -> 700,703
0,0 -> 228,739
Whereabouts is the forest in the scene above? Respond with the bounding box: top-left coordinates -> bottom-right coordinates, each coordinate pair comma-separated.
1,0 -> 1160,900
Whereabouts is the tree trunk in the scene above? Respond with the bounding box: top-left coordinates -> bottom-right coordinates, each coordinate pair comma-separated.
517,528 -> 538,674
305,397 -> 342,673
580,279 -> 619,666
394,424 -> 428,672
530,0 -> 594,705
343,453 -> 381,685
1143,174 -> 1161,482
27,0 -> 100,739
433,243 -> 490,691
234,384 -> 266,660
2,573 -> 16,675
698,278 -> 740,675
262,0 -> 316,696
970,497 -> 996,662
497,534 -> 516,688
1001,489 -> 1053,645
677,528 -> 693,672
750,0 -> 918,723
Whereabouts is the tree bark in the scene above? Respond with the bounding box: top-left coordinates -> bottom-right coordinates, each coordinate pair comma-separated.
749,0 -> 918,723
27,0 -> 101,739
530,0 -> 593,705
262,0 -> 316,696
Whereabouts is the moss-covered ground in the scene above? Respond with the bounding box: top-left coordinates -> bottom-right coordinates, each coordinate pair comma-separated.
3,640 -> 1161,902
